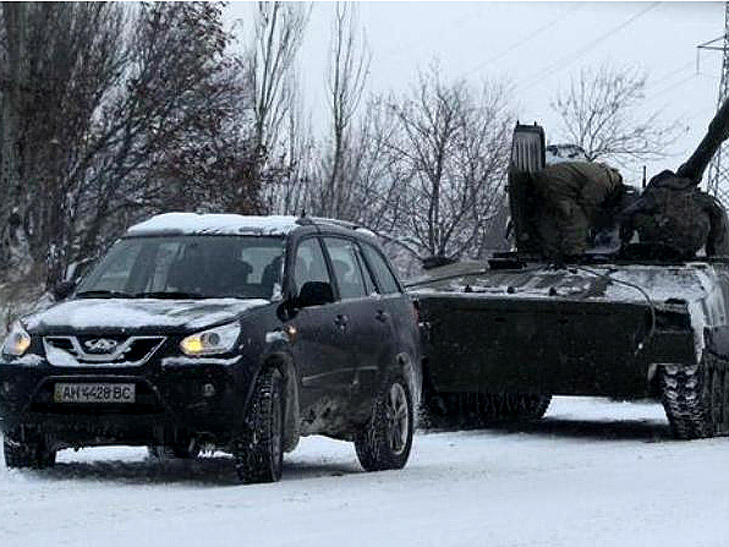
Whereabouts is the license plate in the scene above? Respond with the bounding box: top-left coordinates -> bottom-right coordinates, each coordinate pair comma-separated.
53,383 -> 136,403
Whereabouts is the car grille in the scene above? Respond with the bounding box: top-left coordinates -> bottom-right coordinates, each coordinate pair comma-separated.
43,335 -> 166,367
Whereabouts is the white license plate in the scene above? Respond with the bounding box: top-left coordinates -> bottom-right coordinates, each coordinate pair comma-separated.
53,383 -> 136,403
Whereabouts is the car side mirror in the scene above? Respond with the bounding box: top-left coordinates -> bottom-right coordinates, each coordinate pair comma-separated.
52,280 -> 76,301
296,281 -> 335,308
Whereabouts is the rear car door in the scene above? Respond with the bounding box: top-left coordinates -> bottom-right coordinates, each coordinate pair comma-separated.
359,242 -> 418,394
288,236 -> 357,413
322,236 -> 392,396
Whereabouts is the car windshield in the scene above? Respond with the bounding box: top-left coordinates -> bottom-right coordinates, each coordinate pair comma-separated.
76,235 -> 285,300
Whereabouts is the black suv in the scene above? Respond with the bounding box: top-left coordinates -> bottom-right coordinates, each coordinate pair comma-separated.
0,213 -> 421,483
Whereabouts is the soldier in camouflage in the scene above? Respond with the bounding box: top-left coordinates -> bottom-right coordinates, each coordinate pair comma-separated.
621,170 -> 729,259
532,161 -> 624,259
618,93 -> 729,260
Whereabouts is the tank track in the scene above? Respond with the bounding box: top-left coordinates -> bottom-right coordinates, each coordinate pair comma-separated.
422,392 -> 552,429
659,352 -> 729,439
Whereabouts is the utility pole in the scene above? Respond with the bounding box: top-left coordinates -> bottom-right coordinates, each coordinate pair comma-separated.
699,2 -> 729,205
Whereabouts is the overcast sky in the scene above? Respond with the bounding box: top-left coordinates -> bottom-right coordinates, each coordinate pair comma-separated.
227,2 -> 727,186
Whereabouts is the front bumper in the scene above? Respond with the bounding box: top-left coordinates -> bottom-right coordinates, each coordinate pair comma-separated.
0,356 -> 252,450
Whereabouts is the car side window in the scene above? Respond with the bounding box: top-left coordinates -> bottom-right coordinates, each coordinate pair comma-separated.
323,237 -> 368,300
294,238 -> 331,295
353,242 -> 377,296
362,243 -> 401,295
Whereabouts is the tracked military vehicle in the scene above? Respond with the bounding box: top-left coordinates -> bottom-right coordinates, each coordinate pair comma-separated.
411,101 -> 729,439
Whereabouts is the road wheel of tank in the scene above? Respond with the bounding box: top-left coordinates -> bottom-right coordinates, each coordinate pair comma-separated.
659,355 -> 723,439
422,392 -> 551,428
514,394 -> 553,421
3,436 -> 56,469
481,393 -> 552,422
234,368 -> 284,484
355,375 -> 414,472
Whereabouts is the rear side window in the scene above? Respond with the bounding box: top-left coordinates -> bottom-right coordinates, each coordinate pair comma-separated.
353,243 -> 377,296
294,238 -> 331,295
362,243 -> 401,295
323,237 -> 367,300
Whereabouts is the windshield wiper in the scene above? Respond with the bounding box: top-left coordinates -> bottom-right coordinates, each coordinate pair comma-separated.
132,291 -> 207,300
75,289 -> 134,299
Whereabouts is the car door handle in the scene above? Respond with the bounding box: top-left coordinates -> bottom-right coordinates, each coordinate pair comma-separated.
334,314 -> 349,330
375,309 -> 389,322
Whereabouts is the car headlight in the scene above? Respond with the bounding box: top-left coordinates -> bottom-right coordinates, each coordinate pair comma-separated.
180,322 -> 241,356
2,322 -> 32,357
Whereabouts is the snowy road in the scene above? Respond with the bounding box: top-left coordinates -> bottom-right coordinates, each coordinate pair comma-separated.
1,397 -> 728,547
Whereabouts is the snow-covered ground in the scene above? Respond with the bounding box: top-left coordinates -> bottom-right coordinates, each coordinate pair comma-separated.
1,397 -> 728,547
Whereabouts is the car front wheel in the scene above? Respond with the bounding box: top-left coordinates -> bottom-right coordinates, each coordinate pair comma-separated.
355,375 -> 414,472
3,436 -> 56,469
234,368 -> 285,484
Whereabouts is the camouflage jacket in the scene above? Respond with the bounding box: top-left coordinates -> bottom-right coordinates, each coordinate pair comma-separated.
533,161 -> 624,221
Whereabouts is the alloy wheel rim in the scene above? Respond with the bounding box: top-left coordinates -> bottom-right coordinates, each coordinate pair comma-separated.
386,383 -> 409,456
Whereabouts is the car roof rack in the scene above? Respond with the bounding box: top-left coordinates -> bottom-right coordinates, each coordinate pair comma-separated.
296,215 -> 361,231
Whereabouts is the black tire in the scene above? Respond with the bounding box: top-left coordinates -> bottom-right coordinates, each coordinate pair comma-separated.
3,436 -> 56,469
235,368 -> 285,484
355,375 -> 414,472
659,355 -> 724,440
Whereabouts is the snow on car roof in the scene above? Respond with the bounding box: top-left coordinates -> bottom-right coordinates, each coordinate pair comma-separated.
126,213 -> 300,237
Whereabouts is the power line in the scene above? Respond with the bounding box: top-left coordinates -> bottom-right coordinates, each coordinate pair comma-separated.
516,2 -> 660,90
649,72 -> 700,100
646,60 -> 695,91
463,4 -> 584,77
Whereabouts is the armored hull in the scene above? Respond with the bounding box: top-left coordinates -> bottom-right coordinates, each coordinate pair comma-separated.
411,257 -> 729,438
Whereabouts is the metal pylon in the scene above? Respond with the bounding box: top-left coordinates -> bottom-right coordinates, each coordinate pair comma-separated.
701,3 -> 729,205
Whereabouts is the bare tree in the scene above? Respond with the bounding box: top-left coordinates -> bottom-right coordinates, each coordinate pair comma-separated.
245,1 -> 309,208
550,65 -> 682,166
346,95 -> 404,234
0,2 -> 253,286
273,73 -> 316,215
71,3 -> 251,268
0,2 -> 127,283
385,64 -> 514,261
313,2 -> 371,218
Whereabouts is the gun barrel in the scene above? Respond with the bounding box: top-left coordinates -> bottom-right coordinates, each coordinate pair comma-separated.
676,97 -> 729,184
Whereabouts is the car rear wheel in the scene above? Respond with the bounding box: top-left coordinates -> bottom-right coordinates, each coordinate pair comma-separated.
355,375 -> 414,472
3,436 -> 56,469
235,368 -> 284,484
